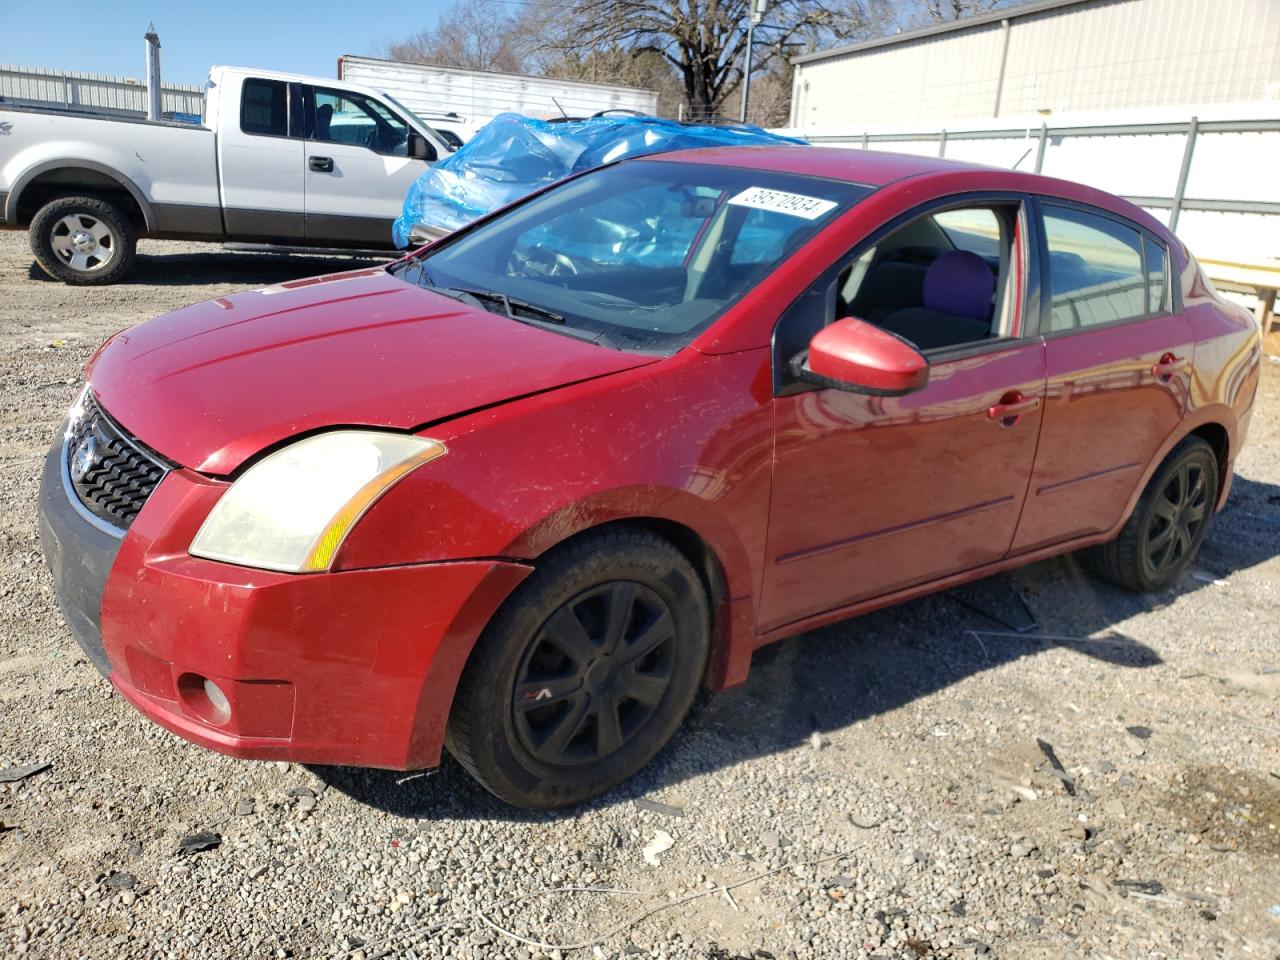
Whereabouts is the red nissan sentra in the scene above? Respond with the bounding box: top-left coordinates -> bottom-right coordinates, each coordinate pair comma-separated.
39,148 -> 1261,808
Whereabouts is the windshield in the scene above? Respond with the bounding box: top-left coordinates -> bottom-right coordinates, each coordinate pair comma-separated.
392,160 -> 870,352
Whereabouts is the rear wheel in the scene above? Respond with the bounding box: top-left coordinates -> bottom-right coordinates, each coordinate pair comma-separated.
1086,436 -> 1218,592
29,195 -> 137,285
446,526 -> 709,809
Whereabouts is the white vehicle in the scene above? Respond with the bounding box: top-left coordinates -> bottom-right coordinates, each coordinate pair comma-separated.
0,66 -> 451,284
337,56 -> 659,127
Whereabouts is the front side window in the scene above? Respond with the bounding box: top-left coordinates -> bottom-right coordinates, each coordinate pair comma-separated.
240,78 -> 287,137
398,162 -> 869,352
312,87 -> 410,156
1042,205 -> 1148,332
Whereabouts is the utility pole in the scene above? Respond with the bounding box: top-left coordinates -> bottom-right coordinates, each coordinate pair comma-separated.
144,23 -> 162,121
740,0 -> 768,123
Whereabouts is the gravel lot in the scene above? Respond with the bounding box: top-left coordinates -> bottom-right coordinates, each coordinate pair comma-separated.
1,232 -> 1278,960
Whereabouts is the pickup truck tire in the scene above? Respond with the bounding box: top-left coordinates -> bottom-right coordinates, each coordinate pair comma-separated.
29,196 -> 137,285
445,526 -> 710,809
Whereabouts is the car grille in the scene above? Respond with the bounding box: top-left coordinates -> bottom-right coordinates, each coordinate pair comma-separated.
64,393 -> 168,531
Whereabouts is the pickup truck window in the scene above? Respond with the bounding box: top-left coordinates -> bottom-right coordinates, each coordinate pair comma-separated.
311,86 -> 411,157
241,78 -> 289,137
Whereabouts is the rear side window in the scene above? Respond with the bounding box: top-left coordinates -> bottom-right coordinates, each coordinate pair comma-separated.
1043,206 -> 1150,331
241,78 -> 288,137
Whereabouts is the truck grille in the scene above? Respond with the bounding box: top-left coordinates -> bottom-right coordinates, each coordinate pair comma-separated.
65,394 -> 168,531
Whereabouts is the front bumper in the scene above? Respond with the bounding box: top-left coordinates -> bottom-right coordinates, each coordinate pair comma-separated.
38,430 -> 531,770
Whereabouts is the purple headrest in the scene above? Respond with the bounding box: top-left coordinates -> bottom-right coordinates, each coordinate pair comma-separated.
923,250 -> 995,320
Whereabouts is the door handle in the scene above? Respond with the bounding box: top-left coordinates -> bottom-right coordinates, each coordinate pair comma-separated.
309,156 -> 334,172
1151,352 -> 1188,380
987,391 -> 1041,425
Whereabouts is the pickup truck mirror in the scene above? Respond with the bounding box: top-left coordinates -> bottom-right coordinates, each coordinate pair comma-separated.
797,317 -> 929,396
407,133 -> 436,162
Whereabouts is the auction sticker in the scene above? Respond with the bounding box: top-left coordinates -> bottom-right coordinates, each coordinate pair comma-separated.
727,186 -> 838,220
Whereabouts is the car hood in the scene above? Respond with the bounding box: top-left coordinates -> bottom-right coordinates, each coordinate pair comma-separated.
88,267 -> 656,474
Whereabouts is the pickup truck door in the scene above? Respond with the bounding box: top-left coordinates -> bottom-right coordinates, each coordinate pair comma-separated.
302,85 -> 434,247
218,77 -> 306,240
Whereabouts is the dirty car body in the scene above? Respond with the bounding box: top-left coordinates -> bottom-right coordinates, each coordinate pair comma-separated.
38,147 -> 1262,808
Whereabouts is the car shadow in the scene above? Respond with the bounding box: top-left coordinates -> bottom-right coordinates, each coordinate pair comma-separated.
309,473 -> 1279,822
26,250 -> 394,287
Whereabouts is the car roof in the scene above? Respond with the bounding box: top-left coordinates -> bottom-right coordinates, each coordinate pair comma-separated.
644,145 -> 978,187
643,144 -> 1175,243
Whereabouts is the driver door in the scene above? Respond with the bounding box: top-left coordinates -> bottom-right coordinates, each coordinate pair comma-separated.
302,85 -> 432,246
760,199 -> 1048,631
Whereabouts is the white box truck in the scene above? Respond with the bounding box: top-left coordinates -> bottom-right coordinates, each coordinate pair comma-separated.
336,56 -> 660,142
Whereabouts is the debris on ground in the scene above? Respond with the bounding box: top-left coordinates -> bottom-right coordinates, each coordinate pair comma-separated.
175,831 -> 222,856
0,762 -> 51,783
633,798 -> 685,818
641,830 -> 675,865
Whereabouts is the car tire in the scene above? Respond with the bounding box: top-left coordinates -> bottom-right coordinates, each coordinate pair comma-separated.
1086,436 -> 1219,592
29,195 -> 137,285
445,526 -> 710,809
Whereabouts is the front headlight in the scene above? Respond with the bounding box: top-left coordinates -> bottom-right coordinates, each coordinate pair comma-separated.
189,431 -> 446,573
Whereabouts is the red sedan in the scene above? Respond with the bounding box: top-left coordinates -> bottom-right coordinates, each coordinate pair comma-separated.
39,148 -> 1261,808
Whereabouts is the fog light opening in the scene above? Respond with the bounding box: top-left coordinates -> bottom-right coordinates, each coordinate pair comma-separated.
176,672 -> 232,726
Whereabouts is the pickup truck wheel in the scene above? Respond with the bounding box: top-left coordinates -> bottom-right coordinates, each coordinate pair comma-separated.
445,526 -> 710,809
29,196 -> 137,285
1085,436 -> 1218,592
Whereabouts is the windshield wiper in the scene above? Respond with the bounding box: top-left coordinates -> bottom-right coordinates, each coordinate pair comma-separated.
446,287 -> 566,325
402,270 -> 621,349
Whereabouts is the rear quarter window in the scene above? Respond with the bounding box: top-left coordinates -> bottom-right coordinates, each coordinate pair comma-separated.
241,78 -> 288,137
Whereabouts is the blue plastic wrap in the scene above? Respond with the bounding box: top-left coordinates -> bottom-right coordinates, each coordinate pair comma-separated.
392,113 -> 807,247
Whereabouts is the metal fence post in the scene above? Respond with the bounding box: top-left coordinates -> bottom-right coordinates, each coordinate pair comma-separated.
861,132 -> 869,151
1169,116 -> 1199,232
939,129 -> 948,157
1034,122 -> 1048,173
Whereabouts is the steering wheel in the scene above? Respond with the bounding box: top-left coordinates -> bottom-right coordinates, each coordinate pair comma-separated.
512,244 -> 580,278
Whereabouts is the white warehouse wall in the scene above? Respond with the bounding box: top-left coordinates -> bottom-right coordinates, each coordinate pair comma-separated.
791,0 -> 1280,129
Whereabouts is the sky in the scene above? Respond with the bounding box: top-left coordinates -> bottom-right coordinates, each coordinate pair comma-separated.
0,0 -> 453,87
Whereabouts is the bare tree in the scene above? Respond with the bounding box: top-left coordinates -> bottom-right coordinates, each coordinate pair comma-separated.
555,0 -> 886,119
382,1 -> 532,73
921,0 -> 1010,20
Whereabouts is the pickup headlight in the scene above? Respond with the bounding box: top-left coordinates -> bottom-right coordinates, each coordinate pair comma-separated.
189,431 -> 445,573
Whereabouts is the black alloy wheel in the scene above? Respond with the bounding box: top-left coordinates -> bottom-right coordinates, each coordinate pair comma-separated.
445,526 -> 710,809
1086,436 -> 1219,592
513,581 -> 675,767
1142,458 -> 1210,577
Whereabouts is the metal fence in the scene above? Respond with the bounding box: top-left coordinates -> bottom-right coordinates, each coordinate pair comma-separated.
803,116 -> 1280,235
0,64 -> 205,119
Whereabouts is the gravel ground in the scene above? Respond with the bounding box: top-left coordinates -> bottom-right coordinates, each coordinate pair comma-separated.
1,232 -> 1278,960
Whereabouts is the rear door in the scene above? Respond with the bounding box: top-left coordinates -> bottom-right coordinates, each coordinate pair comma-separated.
760,197 -> 1048,631
1010,201 -> 1190,552
218,76 -> 306,240
302,85 -> 433,246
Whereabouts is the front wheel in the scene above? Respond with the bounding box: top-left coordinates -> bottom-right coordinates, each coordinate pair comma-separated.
1086,436 -> 1219,592
446,526 -> 710,809
29,195 -> 137,285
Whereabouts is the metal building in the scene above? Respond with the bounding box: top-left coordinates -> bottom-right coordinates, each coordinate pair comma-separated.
790,0 -> 1280,129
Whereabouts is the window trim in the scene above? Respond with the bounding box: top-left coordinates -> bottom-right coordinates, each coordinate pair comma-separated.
238,77 -> 294,141
770,191 -> 1042,397
1030,196 -> 1175,341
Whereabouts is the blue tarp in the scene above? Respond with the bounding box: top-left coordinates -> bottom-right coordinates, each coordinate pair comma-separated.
393,113 -> 807,247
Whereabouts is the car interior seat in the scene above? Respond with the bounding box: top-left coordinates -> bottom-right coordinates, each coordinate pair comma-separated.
877,250 -> 996,351
316,103 -> 334,140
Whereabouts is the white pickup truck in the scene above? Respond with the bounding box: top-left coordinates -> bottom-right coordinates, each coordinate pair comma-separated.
0,66 -> 450,284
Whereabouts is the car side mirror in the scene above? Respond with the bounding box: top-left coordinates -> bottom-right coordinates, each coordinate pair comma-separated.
797,316 -> 929,396
407,132 -> 436,162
